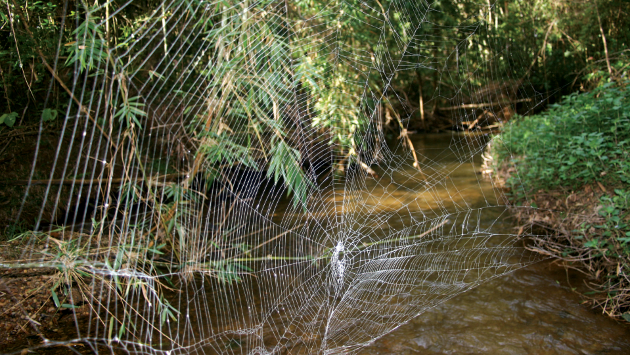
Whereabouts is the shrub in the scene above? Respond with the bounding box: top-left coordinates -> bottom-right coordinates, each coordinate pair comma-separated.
492,80 -> 630,197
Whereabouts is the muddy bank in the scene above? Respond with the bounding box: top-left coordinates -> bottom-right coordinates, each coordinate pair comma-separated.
0,237 -> 95,353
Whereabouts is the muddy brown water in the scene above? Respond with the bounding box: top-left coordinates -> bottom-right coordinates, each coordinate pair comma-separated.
356,133 -> 630,354
253,132 -> 630,354
360,261 -> 630,355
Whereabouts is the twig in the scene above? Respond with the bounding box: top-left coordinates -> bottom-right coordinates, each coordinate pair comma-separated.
4,0 -> 34,99
0,279 -> 45,340
235,223 -> 306,258
595,2 -> 612,75
356,156 -> 379,179
0,66 -> 11,111
0,137 -> 13,157
359,219 -> 449,248
520,20 -> 557,82
439,98 -> 532,111
385,105 -> 425,180
0,172 -> 185,186
0,129 -> 57,139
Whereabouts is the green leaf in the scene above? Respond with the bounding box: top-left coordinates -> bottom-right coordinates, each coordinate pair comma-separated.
266,140 -> 315,209
232,262 -> 253,272
116,96 -> 147,129
148,70 -> 164,81
584,239 -> 599,248
623,313 -> 630,322
108,316 -> 116,341
51,289 -> 61,308
42,108 -> 58,122
118,321 -> 126,339
147,247 -> 165,255
76,269 -> 92,277
0,112 -> 18,127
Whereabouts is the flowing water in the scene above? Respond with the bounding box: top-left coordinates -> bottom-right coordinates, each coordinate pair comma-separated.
357,133 -> 630,354
165,132 -> 630,354
361,260 -> 630,354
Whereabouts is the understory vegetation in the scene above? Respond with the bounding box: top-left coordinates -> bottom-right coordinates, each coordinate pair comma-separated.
487,70 -> 630,321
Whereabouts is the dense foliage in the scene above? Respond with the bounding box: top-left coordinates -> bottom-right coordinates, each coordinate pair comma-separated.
384,0 -> 630,128
3,0 -> 629,139
492,79 -> 630,196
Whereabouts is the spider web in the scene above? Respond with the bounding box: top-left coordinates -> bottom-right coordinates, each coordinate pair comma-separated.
4,0 -> 545,354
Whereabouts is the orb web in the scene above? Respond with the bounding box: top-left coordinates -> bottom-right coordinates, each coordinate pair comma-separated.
2,0 -> 546,354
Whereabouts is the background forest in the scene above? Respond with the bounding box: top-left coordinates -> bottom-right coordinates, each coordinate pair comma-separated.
1,0 -> 630,350
3,0 -> 629,129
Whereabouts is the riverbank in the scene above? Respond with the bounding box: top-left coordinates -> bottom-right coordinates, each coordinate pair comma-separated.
485,79 -> 630,321
0,236 -> 96,352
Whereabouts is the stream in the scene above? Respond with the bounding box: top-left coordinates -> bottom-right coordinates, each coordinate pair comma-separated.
358,133 -> 630,354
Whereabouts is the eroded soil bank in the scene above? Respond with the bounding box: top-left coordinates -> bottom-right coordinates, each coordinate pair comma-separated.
486,150 -> 630,322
